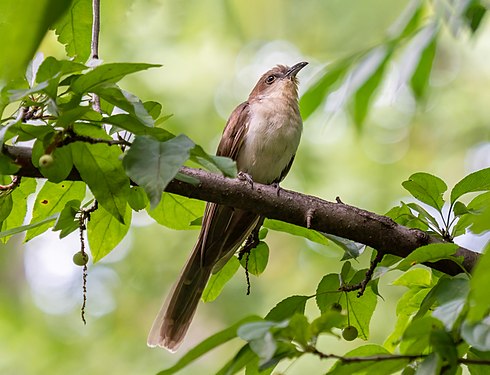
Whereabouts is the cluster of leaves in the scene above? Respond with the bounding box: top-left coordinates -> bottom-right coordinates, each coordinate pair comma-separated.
158,169 -> 490,374
300,0 -> 487,128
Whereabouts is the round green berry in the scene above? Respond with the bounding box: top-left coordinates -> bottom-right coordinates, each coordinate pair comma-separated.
330,302 -> 342,312
342,325 -> 358,341
73,251 -> 89,266
39,154 -> 54,167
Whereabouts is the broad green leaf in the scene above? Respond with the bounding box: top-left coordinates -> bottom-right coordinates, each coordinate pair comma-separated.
325,234 -> 364,260
25,181 -> 86,241
36,57 -> 87,82
430,330 -> 457,369
400,316 -> 443,355
215,344 -> 257,375
467,348 -> 490,375
342,270 -> 378,340
406,202 -> 440,230
202,256 -> 240,302
52,0 -> 92,62
53,199 -> 80,238
299,58 -> 352,120
467,244 -> 490,322
415,353 -> 441,375
190,145 -> 237,178
143,101 -> 162,120
265,295 -> 309,322
0,194 -> 13,223
123,135 -> 194,208
0,154 -> 20,174
350,45 -> 392,127
385,203 -> 428,230
286,313 -> 310,347
450,167 -> 490,204
55,106 -> 102,128
0,177 -> 37,242
237,320 -> 287,341
0,0 -> 73,81
92,84 -> 154,127
70,63 -> 161,94
397,243 -> 459,271
87,204 -> 132,262
157,316 -> 261,375
461,317 -> 490,352
431,278 -> 469,330
0,214 -> 59,239
71,124 -> 129,223
239,241 -> 269,276
402,172 -> 447,210
392,268 -> 432,288
147,192 -> 204,230
127,186 -> 148,211
104,114 -> 174,141
264,219 -> 329,246
316,274 -> 342,314
327,344 -> 409,375
410,24 -> 438,99
452,192 -> 490,236
464,2 -> 487,33
310,310 -> 346,337
33,143 -> 74,183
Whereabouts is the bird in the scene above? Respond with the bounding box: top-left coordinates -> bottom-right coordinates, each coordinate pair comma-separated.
147,61 -> 308,351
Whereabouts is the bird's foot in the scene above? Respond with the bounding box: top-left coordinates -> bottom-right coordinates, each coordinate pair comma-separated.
237,171 -> 254,189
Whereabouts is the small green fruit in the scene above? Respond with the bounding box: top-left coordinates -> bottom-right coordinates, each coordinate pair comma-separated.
39,154 -> 54,167
342,325 -> 358,341
330,303 -> 342,312
73,251 -> 89,266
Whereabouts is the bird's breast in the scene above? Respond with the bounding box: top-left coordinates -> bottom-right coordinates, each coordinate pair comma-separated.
236,98 -> 302,184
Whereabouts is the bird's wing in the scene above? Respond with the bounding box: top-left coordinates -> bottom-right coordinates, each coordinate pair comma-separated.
217,101 -> 250,160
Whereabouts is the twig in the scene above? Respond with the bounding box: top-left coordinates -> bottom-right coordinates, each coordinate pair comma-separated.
91,0 -> 101,112
0,175 -> 21,191
340,250 -> 384,297
238,217 -> 265,295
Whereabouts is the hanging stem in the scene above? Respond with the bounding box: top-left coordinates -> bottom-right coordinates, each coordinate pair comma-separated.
91,0 -> 101,112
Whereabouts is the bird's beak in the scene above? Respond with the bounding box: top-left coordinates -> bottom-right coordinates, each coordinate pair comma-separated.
285,61 -> 308,78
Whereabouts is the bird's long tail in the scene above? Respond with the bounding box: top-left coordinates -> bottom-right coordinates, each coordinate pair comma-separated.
147,245 -> 213,352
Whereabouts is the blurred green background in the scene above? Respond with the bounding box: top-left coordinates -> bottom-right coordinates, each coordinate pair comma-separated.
1,0 -> 489,374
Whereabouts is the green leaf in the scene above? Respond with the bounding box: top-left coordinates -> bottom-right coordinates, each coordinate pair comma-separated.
392,268 -> 433,288
462,317 -> 490,352
0,214 -> 59,239
264,219 -> 329,246
92,84 -> 154,127
123,135 -> 194,208
143,101 -> 162,120
409,24 -> 438,99
265,295 -> 309,322
157,316 -> 261,375
36,57 -> 87,83
402,172 -> 447,210
0,194 -> 13,223
450,167 -> 490,204
406,202 -> 440,230
416,353 -> 441,375
467,347 -> 490,375
467,244 -> 490,322
310,310 -> 346,337
327,344 -> 409,375
299,59 -> 352,120
286,313 -> 311,347
52,0 -> 92,62
202,256 -> 240,302
396,243 -> 459,271
0,154 -> 20,174
464,2 -> 487,33
350,45 -> 392,127
325,234 -> 364,260
25,181 -> 86,241
0,177 -> 37,243
190,145 -> 237,178
431,278 -> 469,330
127,186 -> 148,211
71,124 -> 129,223
0,0 -> 73,81
35,144 -> 74,183
215,344 -> 257,375
400,316 -> 443,355
53,199 -> 80,238
239,242 -> 269,276
104,114 -> 174,141
87,203 -> 132,262
147,192 -> 204,230
70,63 -> 161,94
316,274 -> 342,314
385,203 -> 428,230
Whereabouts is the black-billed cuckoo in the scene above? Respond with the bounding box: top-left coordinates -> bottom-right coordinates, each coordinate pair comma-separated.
148,61 -> 308,351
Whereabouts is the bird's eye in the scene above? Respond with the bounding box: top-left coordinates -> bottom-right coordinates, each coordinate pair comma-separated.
265,75 -> 276,84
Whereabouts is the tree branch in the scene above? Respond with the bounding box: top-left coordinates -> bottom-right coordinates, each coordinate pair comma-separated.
4,144 -> 480,275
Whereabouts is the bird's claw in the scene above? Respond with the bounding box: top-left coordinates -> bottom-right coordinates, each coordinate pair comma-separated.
237,171 -> 254,189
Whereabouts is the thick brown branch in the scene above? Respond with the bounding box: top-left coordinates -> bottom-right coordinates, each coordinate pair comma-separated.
4,145 -> 480,275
